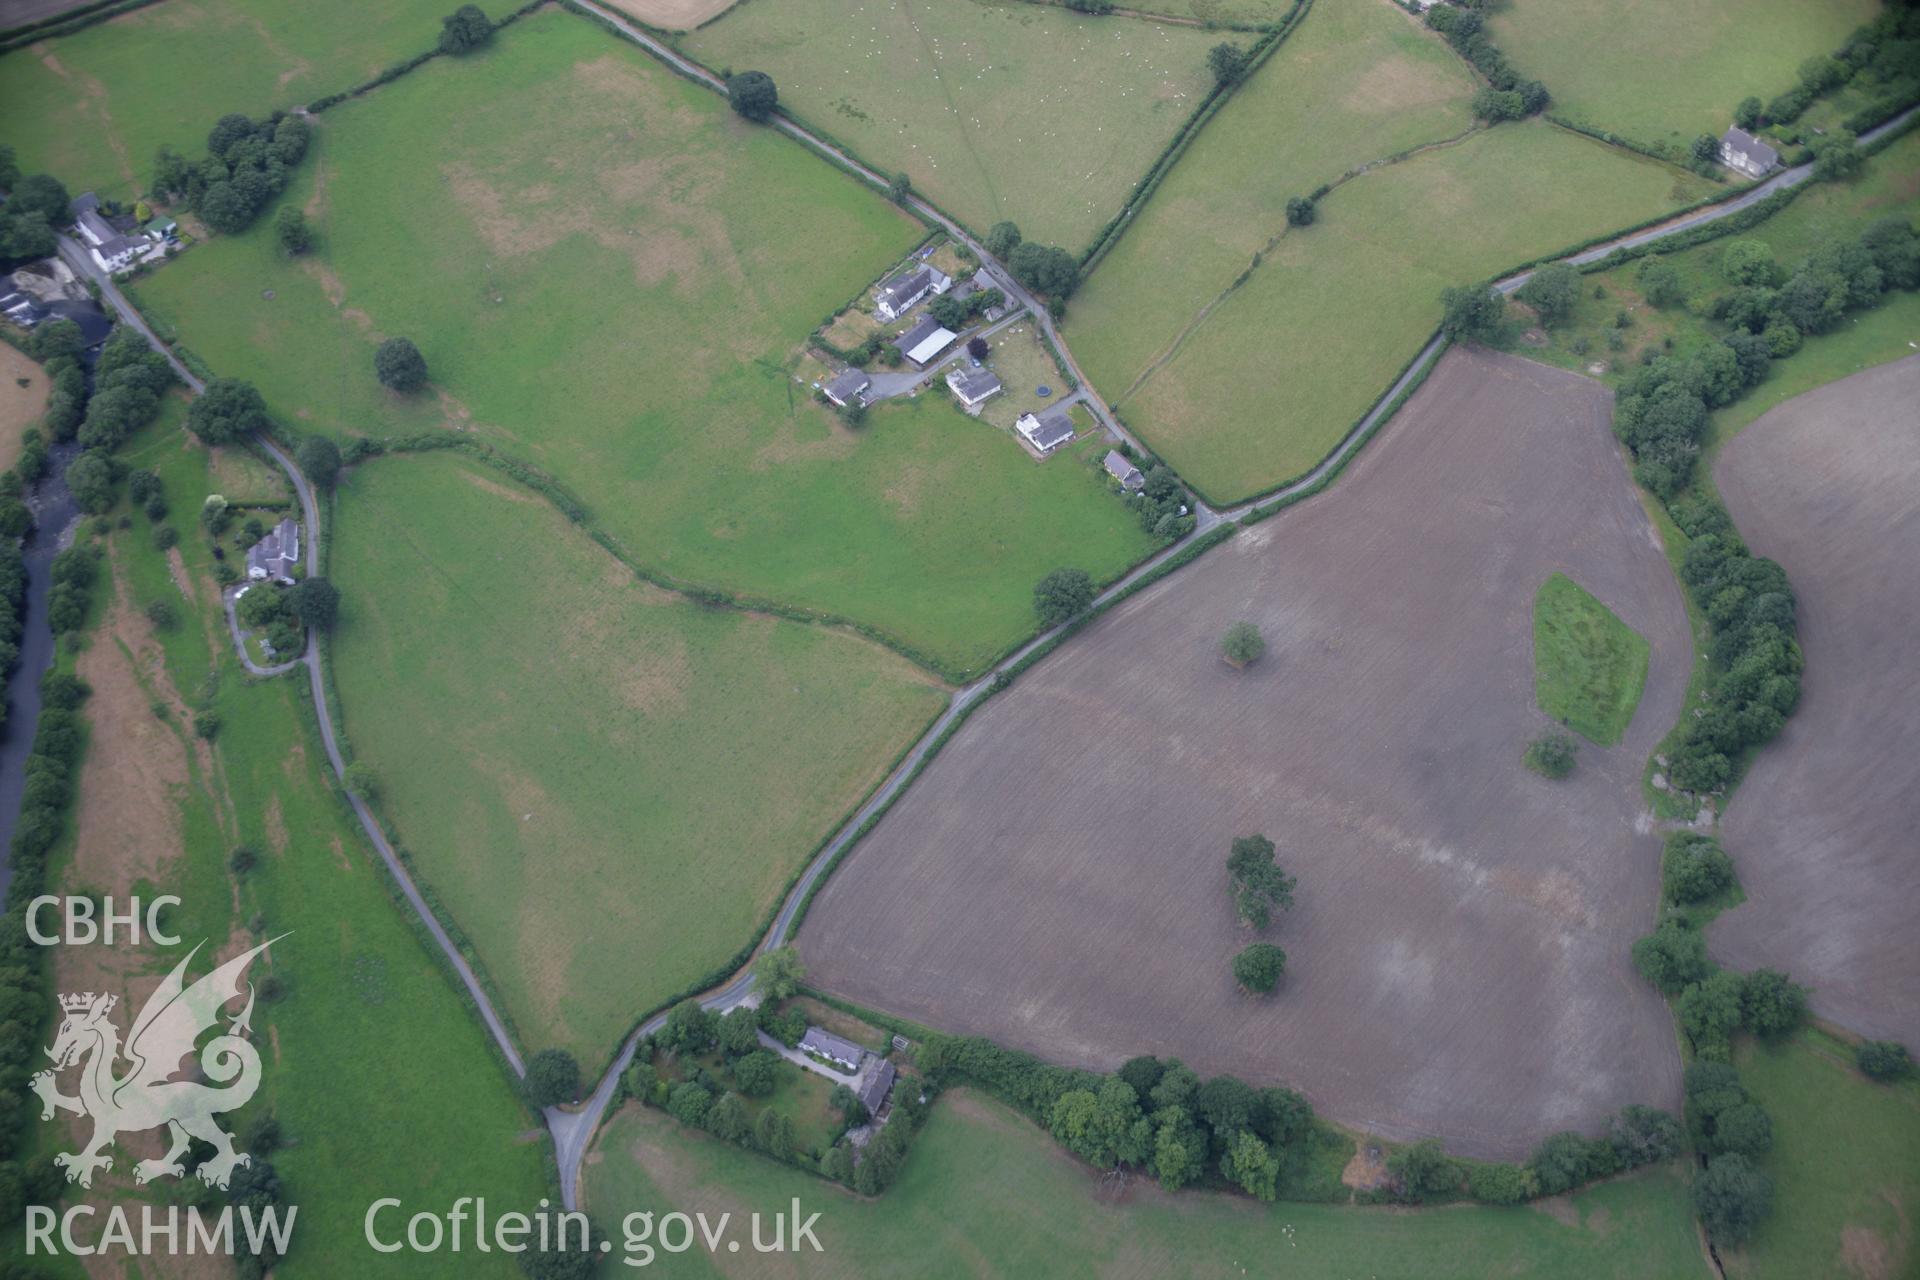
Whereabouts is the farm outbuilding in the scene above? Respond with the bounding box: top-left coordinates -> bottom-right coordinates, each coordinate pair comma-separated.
894,315 -> 958,368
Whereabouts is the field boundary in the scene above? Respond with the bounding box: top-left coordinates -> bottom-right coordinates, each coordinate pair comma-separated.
0,0 -> 165,53
1077,0 -> 1311,271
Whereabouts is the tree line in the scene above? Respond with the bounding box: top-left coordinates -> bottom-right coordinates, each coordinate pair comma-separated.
1422,0 -> 1549,124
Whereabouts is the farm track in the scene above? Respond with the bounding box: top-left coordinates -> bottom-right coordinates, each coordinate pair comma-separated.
57,7 -> 1917,1201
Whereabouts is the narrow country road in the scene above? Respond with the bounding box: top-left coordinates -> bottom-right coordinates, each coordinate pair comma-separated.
57,60 -> 1914,1208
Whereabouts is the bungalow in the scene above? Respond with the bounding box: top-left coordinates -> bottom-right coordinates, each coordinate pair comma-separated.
945,365 -> 1002,409
1103,450 -> 1145,491
1719,127 -> 1782,180
1015,409 -> 1076,455
874,265 -> 951,322
823,367 -> 872,408
798,1027 -> 866,1073
246,517 -> 301,584
855,1058 -> 897,1120
893,315 -> 957,368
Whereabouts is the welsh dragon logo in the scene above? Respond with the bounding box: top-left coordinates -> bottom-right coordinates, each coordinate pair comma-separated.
32,937 -> 281,1190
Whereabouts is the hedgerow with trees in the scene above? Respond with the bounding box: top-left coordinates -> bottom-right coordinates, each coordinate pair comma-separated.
153,111 -> 313,236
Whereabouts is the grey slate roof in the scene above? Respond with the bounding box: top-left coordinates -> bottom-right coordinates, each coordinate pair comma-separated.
1103,450 -> 1145,490
876,265 -> 947,315
246,517 -> 301,582
1720,126 -> 1781,172
798,1027 -> 866,1068
947,366 -> 1002,402
856,1058 -> 896,1117
1019,409 -> 1076,452
824,367 -> 871,405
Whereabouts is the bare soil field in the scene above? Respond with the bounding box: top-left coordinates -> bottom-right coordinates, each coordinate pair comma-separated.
0,341 -> 48,474
801,347 -> 1691,1158
1708,355 -> 1920,1047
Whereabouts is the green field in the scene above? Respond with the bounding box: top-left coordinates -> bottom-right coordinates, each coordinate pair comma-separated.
329,452 -> 946,1059
1533,572 -> 1650,746
588,1090 -> 1709,1277
0,0 -> 506,199
1723,1030 -> 1920,1280
683,0 -> 1222,251
1126,0 -> 1294,23
1488,0 -> 1879,150
6,404 -> 550,1278
1069,0 -> 1479,400
133,9 -> 1153,675
1078,119 -> 1714,501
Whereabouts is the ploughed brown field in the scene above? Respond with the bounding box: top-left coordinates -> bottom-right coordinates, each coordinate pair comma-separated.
1708,354 -> 1920,1047
800,347 -> 1690,1158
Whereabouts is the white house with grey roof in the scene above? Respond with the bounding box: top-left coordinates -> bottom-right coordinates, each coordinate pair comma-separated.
823,367 -> 871,408
874,265 -> 951,321
798,1027 -> 866,1073
1015,409 -> 1076,455
1104,450 -> 1145,491
71,192 -> 163,272
1719,127 -> 1782,180
246,517 -> 301,585
945,365 -> 1002,409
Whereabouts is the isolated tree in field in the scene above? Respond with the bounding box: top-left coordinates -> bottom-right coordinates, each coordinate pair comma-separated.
274,206 -> 312,256
1232,943 -> 1286,994
293,576 -> 338,630
1439,284 -> 1503,341
727,71 -> 778,122
187,377 -> 270,444
1694,1154 -> 1773,1246
438,4 -> 493,54
1226,834 -> 1295,930
1523,732 -> 1577,779
966,335 -> 990,361
523,1048 -> 581,1108
1857,1040 -> 1914,1082
1208,42 -> 1249,87
1284,196 -> 1315,228
375,336 -> 428,392
1220,621 -> 1265,669
1631,922 -> 1710,995
1033,567 -> 1095,626
296,435 -> 341,488
1515,262 -> 1578,327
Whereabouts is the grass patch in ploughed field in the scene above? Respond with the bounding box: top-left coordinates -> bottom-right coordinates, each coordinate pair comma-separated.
328,451 -> 947,1060
1532,572 -> 1650,747
587,1088 -> 1708,1278
132,9 -> 1153,675
1487,0 -> 1880,150
682,0 -> 1222,251
0,0 -> 509,199
1077,119 -> 1714,502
